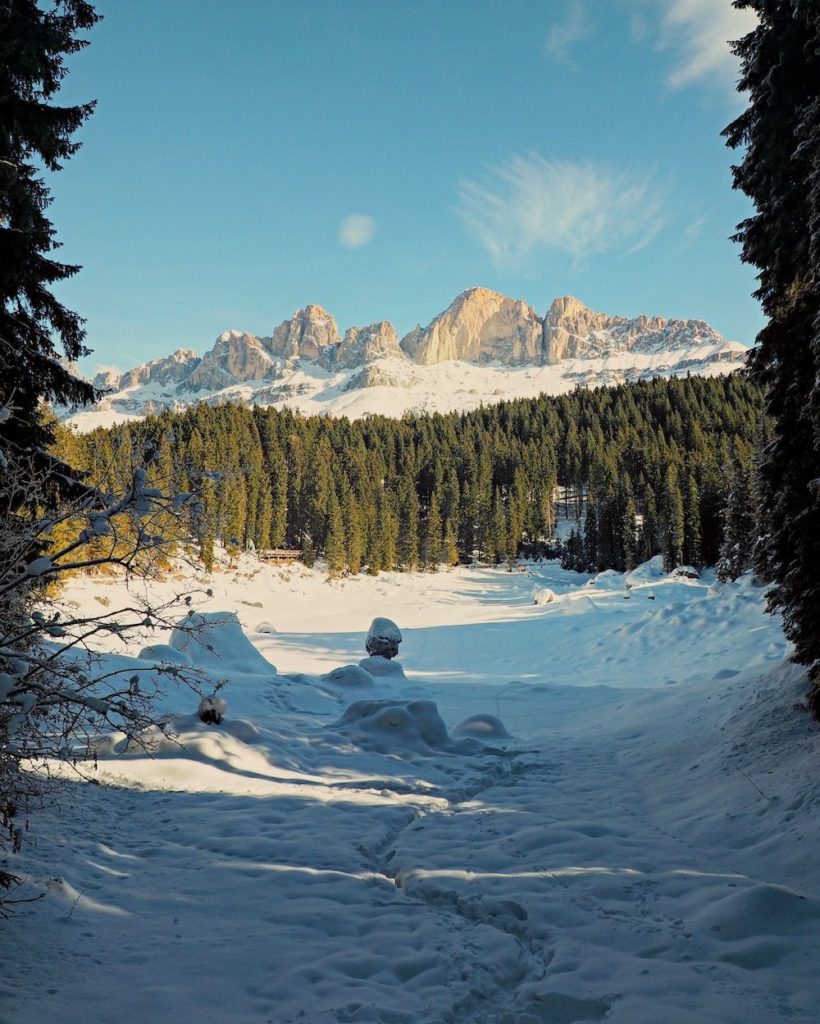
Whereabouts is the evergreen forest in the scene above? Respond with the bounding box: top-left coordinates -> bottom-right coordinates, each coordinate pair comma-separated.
56,373 -> 765,578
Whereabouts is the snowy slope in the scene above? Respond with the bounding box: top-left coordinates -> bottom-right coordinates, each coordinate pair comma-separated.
4,558 -> 817,1024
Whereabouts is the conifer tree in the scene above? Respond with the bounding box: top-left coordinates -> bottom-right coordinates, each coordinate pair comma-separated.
398,482 -> 420,570
717,457 -> 756,582
0,0 -> 100,462
344,490 -> 364,575
443,519 -> 460,566
423,491 -> 443,569
621,493 -> 637,573
324,493 -> 345,576
661,467 -> 685,571
725,1 -> 820,694
196,476 -> 217,572
683,473 -> 702,568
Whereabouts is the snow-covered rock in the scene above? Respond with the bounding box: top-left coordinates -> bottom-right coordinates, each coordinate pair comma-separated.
532,586 -> 556,605
365,617 -> 402,659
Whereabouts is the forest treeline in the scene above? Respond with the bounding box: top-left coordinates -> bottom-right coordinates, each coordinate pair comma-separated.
56,374 -> 765,577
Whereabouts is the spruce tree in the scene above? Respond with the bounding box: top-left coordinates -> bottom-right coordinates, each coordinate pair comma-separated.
324,493 -> 345,576
717,457 -> 755,582
661,467 -> 685,572
725,1 -> 820,694
683,473 -> 702,568
0,0 -> 100,462
423,491 -> 443,569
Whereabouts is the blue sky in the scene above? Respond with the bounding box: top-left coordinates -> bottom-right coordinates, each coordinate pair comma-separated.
51,0 -> 761,373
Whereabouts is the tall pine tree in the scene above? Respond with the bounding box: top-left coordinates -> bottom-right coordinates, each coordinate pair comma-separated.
0,1 -> 100,458
725,2 -> 820,696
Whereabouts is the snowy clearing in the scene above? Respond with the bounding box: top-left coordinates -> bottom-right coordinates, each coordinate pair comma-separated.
2,557 -> 818,1024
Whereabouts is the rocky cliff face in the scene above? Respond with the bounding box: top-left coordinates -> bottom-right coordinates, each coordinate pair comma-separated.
543,296 -> 729,364
74,288 -> 746,428
270,305 -> 339,362
400,287 -> 544,366
332,321 -> 403,369
93,348 -> 199,392
183,331 -> 276,392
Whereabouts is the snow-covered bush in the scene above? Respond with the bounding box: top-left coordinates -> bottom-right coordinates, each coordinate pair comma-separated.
0,446 -> 209,903
198,695 -> 228,725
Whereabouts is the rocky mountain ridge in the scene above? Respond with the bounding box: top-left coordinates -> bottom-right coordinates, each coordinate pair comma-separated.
70,288 -> 746,430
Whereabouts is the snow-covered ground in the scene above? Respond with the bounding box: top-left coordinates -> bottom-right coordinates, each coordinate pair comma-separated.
3,556 -> 819,1024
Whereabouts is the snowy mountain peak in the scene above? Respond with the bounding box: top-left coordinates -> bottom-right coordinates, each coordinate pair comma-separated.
67,289 -> 748,431
400,287 -> 543,365
271,305 -> 340,362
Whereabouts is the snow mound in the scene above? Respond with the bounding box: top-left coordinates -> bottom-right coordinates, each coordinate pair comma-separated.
671,565 -> 701,580
359,655 -> 406,678
532,586 -> 556,605
332,699 -> 479,755
586,569 -> 626,590
451,713 -> 511,740
170,611 -> 277,675
322,664 -> 374,688
254,621 -> 277,634
692,883 -> 820,943
139,643 -> 192,666
626,555 -> 666,582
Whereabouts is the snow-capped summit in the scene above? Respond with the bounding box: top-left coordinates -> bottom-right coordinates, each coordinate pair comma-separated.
543,295 -> 739,364
66,289 -> 747,431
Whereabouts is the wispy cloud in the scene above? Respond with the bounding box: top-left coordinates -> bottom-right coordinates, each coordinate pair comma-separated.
456,154 -> 665,266
338,213 -> 377,249
545,0 -> 594,64
683,214 -> 707,244
659,0 -> 757,92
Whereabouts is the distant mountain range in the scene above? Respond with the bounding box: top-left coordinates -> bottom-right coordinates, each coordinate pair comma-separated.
65,288 -> 747,431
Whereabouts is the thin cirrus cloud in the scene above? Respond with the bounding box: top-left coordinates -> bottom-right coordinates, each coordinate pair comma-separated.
338,214 -> 377,250
658,0 -> 758,92
545,0 -> 593,64
456,154 -> 665,267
